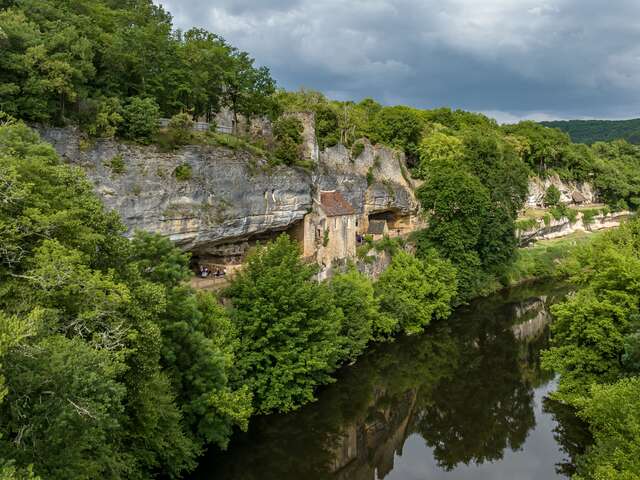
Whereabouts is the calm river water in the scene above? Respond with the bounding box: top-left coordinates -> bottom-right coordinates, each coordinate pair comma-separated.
192,283 -> 591,480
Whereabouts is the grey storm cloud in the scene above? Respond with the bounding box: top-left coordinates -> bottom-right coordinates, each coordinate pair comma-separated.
158,0 -> 640,122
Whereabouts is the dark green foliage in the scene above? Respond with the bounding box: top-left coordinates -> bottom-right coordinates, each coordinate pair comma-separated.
224,235 -> 343,414
581,209 -> 599,228
0,121 -> 247,479
375,250 -> 457,335
272,116 -> 303,165
105,154 -> 126,174
544,185 -> 561,206
314,103 -> 340,150
120,97 -> 160,144
368,106 -> 423,160
351,141 -> 365,159
0,1 -> 276,133
174,163 -> 192,181
166,113 -> 194,147
541,118 -> 640,145
329,269 -> 385,360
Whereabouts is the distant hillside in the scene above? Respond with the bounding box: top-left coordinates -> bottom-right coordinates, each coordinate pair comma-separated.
541,118 -> 640,145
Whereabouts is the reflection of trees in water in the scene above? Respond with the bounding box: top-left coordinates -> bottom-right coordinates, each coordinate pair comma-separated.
542,398 -> 592,477
194,285 -> 570,480
413,296 -> 538,470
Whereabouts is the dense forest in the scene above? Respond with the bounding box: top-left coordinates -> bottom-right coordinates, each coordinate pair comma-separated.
542,118 -> 640,145
1,1 -> 640,479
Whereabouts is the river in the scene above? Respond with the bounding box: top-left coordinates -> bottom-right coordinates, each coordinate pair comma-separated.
192,282 -> 591,480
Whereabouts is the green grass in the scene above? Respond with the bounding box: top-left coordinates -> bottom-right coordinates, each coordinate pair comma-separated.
503,231 -> 601,286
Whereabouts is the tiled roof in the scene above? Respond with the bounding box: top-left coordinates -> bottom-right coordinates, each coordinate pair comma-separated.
367,219 -> 387,235
320,191 -> 356,217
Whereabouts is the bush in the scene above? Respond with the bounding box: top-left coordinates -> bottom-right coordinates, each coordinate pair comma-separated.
581,208 -> 599,228
273,116 -> 304,165
105,154 -> 126,174
566,208 -> 578,224
366,166 -> 375,186
120,97 -> 160,144
174,163 -> 192,181
515,218 -> 539,232
166,113 -> 194,146
544,185 -> 561,207
330,269 -> 388,360
351,141 -> 365,159
82,97 -> 123,138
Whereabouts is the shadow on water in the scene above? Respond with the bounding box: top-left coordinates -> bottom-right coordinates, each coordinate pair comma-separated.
191,282 -> 591,480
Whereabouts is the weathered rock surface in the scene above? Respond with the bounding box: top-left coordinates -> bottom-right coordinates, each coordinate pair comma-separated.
526,175 -> 596,207
39,127 -> 418,254
517,211 -> 631,245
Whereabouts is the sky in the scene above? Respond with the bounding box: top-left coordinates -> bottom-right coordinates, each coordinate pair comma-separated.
157,0 -> 640,123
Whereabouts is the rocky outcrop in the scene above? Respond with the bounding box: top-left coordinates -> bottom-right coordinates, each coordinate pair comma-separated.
526,175 -> 596,207
38,127 -> 418,255
317,140 -> 418,217
517,211 -> 631,245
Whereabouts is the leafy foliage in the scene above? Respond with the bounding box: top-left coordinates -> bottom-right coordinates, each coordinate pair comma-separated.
224,235 -> 343,414
376,250 -> 457,335
0,121 -> 247,479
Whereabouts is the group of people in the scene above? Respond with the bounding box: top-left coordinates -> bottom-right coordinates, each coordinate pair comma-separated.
199,265 -> 226,278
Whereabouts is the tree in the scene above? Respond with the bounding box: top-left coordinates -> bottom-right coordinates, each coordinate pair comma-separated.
272,116 -> 303,165
225,234 -> 343,414
329,269 -> 389,361
120,96 -> 160,144
368,105 -> 423,160
573,378 -> 640,480
224,51 -> 277,131
416,132 -> 464,179
544,185 -> 561,207
375,250 -> 457,335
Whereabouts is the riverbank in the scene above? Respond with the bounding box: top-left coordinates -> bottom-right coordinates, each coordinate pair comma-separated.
504,230 -> 605,287
191,280 -> 584,479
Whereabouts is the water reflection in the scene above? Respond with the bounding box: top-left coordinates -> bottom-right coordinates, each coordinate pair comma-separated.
193,283 -> 586,480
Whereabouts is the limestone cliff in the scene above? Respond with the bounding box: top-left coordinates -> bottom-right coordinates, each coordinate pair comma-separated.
526,174 -> 596,207
39,127 -> 419,258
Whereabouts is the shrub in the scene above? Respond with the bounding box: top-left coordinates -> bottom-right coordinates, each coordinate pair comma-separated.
351,141 -> 365,159
543,213 -> 552,227
120,97 -> 160,144
366,166 -> 375,186
550,204 -> 568,220
515,218 -> 539,232
601,206 -> 611,217
581,208 -> 599,228
166,113 -> 194,146
105,154 -> 126,174
82,97 -> 123,138
174,163 -> 192,181
544,185 -> 561,207
273,116 -> 304,165
566,208 -> 578,224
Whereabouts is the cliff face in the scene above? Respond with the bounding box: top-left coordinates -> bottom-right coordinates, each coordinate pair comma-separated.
526,175 -> 596,207
39,127 -> 418,256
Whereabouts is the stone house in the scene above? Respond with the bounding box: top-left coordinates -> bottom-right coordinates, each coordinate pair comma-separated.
303,190 -> 357,279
